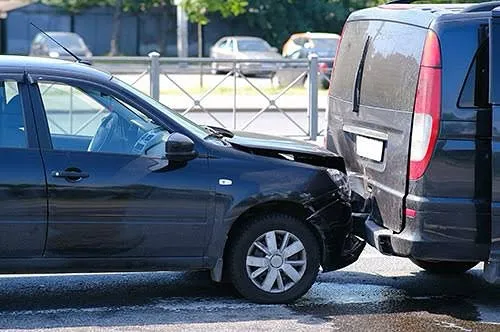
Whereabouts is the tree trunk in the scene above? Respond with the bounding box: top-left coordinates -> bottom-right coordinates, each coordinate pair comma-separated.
110,0 -> 123,56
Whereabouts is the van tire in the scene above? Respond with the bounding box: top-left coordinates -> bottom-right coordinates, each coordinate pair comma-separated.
320,77 -> 330,90
410,258 -> 478,274
227,213 -> 320,304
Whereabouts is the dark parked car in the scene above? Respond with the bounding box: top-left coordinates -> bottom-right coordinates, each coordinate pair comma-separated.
326,1 -> 500,283
29,32 -> 92,60
0,55 -> 364,303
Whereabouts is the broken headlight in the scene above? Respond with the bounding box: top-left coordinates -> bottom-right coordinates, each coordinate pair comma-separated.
326,168 -> 351,201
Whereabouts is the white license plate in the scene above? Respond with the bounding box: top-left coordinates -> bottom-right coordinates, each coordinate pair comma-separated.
356,135 -> 384,162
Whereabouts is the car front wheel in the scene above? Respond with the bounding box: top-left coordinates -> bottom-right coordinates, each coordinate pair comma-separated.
227,213 -> 320,303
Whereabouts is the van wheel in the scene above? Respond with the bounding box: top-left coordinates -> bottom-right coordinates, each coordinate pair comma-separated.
410,258 -> 478,274
227,213 -> 320,304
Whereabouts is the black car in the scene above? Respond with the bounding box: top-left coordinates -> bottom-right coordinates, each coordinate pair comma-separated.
0,55 -> 364,303
29,32 -> 93,59
326,1 -> 500,283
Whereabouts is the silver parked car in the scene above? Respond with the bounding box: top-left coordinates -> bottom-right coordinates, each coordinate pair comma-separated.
210,36 -> 282,76
29,32 -> 93,60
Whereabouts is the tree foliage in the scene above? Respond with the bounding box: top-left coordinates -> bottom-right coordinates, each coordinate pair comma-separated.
242,0 -> 361,49
181,0 -> 248,25
42,0 -> 112,13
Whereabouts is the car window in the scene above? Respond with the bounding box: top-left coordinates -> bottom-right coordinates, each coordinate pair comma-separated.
46,33 -> 86,50
33,33 -> 44,44
38,81 -> 169,157
294,37 -> 307,46
288,49 -> 306,59
218,39 -> 227,49
227,39 -> 234,52
459,41 -> 489,108
331,20 -> 426,112
311,38 -> 339,57
237,40 -> 270,52
0,80 -> 26,149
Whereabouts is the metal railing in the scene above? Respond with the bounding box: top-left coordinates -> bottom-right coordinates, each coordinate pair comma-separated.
92,53 -> 332,140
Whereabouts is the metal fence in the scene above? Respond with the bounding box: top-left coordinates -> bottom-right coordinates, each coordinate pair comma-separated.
92,53 -> 332,140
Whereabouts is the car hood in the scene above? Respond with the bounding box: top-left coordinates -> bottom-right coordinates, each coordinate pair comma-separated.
228,131 -> 329,155
227,131 -> 345,170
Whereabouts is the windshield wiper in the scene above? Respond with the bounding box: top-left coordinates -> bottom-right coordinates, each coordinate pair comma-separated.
352,36 -> 371,113
203,126 -> 234,138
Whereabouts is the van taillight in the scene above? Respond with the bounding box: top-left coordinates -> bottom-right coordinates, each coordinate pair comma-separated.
409,30 -> 441,180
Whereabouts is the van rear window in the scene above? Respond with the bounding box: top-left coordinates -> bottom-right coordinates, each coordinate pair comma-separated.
331,20 -> 427,112
458,41 -> 489,108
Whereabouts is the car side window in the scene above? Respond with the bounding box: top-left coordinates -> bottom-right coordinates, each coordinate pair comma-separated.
459,41 -> 489,108
294,37 -> 307,47
288,49 -> 308,59
227,39 -> 234,52
0,80 -> 27,149
218,39 -> 227,49
38,81 -> 169,157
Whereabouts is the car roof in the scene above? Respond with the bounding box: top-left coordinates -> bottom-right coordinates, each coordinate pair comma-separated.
35,31 -> 82,38
45,31 -> 80,35
0,55 -> 111,81
291,32 -> 341,39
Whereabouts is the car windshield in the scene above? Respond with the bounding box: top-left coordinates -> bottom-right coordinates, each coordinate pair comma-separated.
238,40 -> 270,52
311,38 -> 339,57
112,77 -> 211,139
46,34 -> 86,50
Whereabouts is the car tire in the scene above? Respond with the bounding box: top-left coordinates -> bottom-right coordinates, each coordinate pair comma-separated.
227,213 -> 320,304
410,258 -> 478,274
211,62 -> 221,75
271,74 -> 282,88
303,74 -> 309,88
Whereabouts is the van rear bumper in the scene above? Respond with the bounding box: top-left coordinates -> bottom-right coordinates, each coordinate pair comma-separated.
364,217 -> 489,261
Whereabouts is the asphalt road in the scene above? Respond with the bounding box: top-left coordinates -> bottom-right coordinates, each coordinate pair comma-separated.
0,246 -> 498,332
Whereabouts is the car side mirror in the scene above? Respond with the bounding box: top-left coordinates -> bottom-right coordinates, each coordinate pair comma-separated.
165,133 -> 198,162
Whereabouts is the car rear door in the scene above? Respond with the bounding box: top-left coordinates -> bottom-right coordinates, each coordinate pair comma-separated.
0,75 -> 47,258
327,20 -> 427,232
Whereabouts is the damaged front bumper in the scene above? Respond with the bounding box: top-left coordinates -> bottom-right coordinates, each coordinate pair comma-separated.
307,199 -> 366,272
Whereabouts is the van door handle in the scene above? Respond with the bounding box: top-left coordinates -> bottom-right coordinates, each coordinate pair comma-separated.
51,170 -> 89,181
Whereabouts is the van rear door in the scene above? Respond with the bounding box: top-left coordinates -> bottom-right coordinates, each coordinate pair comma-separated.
327,20 -> 428,233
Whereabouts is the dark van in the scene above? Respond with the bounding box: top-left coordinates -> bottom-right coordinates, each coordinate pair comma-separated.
326,1 -> 500,282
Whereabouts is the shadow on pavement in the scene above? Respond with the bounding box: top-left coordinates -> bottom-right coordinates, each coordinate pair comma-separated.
0,268 -> 497,329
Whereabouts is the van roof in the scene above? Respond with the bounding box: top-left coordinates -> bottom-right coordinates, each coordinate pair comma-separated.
348,2 -> 499,28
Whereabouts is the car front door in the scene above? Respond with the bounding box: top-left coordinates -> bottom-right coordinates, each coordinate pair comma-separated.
0,77 -> 47,258
30,78 -> 212,262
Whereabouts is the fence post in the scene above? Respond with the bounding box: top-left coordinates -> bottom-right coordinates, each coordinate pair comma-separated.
308,54 -> 318,141
149,51 -> 160,101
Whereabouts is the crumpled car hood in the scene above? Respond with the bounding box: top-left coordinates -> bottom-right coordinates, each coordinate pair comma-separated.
227,131 -> 345,171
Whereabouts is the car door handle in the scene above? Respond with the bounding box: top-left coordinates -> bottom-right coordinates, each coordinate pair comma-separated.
51,170 -> 89,180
